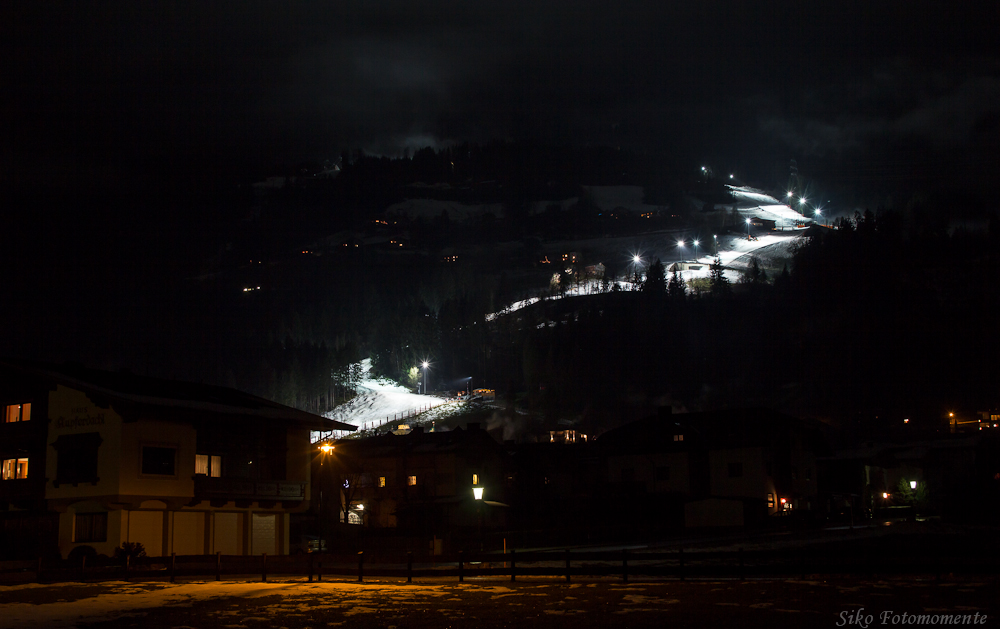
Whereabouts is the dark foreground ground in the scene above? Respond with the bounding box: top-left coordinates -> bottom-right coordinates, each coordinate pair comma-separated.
1,576 -> 997,629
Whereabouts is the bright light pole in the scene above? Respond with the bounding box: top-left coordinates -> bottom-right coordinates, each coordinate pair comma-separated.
693,239 -> 700,261
815,209 -> 823,226
746,218 -> 752,239
713,234 -> 718,256
473,482 -> 484,550
319,442 -> 333,554
421,361 -> 429,395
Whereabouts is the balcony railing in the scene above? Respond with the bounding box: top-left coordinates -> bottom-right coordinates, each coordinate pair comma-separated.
193,476 -> 306,501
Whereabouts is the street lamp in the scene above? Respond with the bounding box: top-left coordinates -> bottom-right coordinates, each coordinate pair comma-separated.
713,234 -> 718,255
421,361 -> 429,395
693,239 -> 700,260
745,217 -> 752,239
318,442 -> 333,554
787,191 -> 793,198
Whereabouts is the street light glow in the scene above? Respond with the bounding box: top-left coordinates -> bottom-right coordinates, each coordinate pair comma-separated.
633,254 -> 641,263
473,486 -> 484,500
320,443 -> 333,454
422,361 -> 429,368
910,480 -> 918,489
800,197 -> 807,204
677,240 -> 685,247
787,191 -> 793,197
693,240 -> 700,247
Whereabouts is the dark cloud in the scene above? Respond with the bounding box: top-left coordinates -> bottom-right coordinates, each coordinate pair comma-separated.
4,0 -> 998,193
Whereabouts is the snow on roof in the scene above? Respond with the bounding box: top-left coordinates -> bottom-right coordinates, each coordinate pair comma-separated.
584,185 -> 664,214
384,198 -> 504,222
1,360 -> 353,431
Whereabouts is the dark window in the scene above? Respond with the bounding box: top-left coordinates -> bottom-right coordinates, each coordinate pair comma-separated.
728,462 -> 743,478
656,466 -> 671,481
53,432 -> 102,485
74,512 -> 107,543
141,447 -> 176,476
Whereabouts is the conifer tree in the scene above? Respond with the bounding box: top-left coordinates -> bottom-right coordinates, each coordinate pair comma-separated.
642,258 -> 667,294
709,256 -> 732,296
667,268 -> 687,299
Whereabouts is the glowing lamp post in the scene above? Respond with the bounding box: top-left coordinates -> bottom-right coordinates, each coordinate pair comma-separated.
746,218 -> 752,239
318,443 -> 333,554
421,361 -> 429,395
473,484 -> 485,550
693,239 -> 700,261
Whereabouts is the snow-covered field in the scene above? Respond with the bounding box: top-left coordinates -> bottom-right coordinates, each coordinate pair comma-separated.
727,185 -> 810,225
319,359 -> 455,439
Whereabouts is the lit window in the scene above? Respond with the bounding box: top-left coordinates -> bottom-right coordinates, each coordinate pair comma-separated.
2,458 -> 28,480
195,454 -> 222,477
407,475 -> 417,486
673,434 -> 683,442
378,476 -> 386,488
4,403 -> 30,423
767,493 -> 775,508
472,473 -> 479,485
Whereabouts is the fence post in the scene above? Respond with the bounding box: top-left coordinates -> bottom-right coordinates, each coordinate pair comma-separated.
565,549 -> 571,583
308,553 -> 314,583
357,551 -> 364,582
262,553 -> 268,583
510,549 -> 516,582
125,554 -> 130,582
622,549 -> 629,583
170,553 -> 175,583
407,551 -> 413,583
318,556 -> 323,582
738,547 -> 744,581
215,551 -> 221,582
679,548 -> 685,581
81,555 -> 86,582
458,551 -> 464,583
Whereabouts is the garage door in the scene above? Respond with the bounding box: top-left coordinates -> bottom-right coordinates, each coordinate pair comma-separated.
128,511 -> 164,557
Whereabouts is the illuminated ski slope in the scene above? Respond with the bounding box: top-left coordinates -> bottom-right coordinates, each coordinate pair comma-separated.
320,359 -> 449,437
726,185 -> 810,225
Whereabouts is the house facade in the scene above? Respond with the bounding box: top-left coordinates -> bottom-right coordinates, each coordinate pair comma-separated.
600,408 -> 827,528
0,361 -> 353,559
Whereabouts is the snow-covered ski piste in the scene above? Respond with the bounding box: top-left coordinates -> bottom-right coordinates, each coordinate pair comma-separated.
316,359 -> 460,441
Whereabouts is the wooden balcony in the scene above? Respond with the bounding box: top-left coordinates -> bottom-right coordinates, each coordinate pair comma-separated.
193,476 -> 306,501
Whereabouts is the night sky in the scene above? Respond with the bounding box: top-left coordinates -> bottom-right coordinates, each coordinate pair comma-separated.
5,1 -> 998,196
2,1 -> 999,396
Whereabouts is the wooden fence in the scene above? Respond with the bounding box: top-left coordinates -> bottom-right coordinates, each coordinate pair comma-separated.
1,547 -> 995,585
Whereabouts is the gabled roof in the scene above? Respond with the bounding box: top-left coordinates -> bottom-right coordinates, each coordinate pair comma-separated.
598,407 -> 826,454
0,360 -> 355,431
